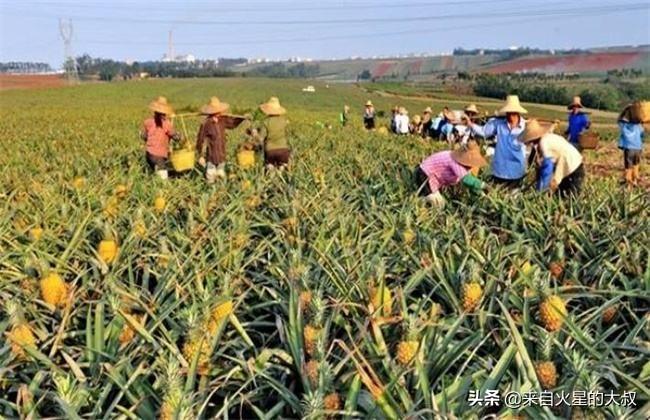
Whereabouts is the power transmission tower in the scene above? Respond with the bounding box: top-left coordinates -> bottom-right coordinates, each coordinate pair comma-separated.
168,30 -> 174,61
59,18 -> 79,82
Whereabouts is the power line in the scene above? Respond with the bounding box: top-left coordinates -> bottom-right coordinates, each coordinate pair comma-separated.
71,7 -> 643,48
2,2 -> 647,26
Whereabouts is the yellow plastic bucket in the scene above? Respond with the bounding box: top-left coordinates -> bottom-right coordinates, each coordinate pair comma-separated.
237,150 -> 256,168
170,149 -> 196,172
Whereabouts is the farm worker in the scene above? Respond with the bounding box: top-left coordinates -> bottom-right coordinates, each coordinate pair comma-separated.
259,97 -> 291,169
414,141 -> 488,208
617,105 -> 645,186
421,107 -> 433,138
565,96 -> 591,151
340,105 -> 350,127
140,96 -> 181,180
390,106 -> 399,133
467,95 -> 528,188
196,97 -> 246,183
520,119 -> 585,196
440,107 -> 463,143
363,101 -> 376,130
464,104 -> 480,122
395,107 -> 410,135
410,114 -> 423,135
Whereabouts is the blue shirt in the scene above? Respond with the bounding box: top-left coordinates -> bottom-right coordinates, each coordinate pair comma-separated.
567,112 -> 590,144
618,122 -> 644,150
472,118 -> 527,180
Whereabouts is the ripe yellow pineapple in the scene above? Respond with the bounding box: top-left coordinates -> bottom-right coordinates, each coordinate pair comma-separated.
8,324 -> 36,359
241,179 -> 252,191
154,196 -> 166,213
535,361 -> 557,389
396,340 -> 419,365
30,226 -> 43,241
402,228 -> 416,245
462,282 -> 482,312
323,392 -> 341,411
40,273 -> 67,307
182,338 -> 211,376
134,220 -> 147,238
245,195 -> 261,209
299,291 -> 312,310
72,177 -> 86,189
602,305 -> 617,324
212,301 -> 233,323
114,184 -> 128,199
305,359 -> 319,386
98,239 -> 118,264
159,401 -> 173,420
370,285 -> 392,315
303,324 -> 321,356
539,295 -> 567,332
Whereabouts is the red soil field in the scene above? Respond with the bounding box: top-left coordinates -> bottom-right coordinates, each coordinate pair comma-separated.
485,52 -> 644,74
0,74 -> 66,90
410,60 -> 423,75
373,62 -> 395,78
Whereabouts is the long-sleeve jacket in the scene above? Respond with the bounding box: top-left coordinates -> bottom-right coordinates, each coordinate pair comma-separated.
618,121 -> 644,150
534,133 -> 583,190
260,115 -> 289,152
566,112 -> 590,144
196,115 -> 245,165
471,118 -> 526,180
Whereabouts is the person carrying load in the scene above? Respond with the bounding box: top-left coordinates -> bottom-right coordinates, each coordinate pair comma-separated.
466,95 -> 528,189
565,96 -> 591,152
520,119 -> 585,196
196,97 -> 247,183
140,96 -> 181,180
259,97 -> 291,169
618,103 -> 646,187
414,141 -> 488,208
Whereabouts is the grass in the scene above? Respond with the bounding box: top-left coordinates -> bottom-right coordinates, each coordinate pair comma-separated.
0,77 -> 648,419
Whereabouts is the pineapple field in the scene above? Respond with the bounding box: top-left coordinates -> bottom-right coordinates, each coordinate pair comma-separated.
1,78 -> 649,419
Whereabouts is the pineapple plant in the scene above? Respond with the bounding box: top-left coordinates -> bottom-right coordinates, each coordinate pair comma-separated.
5,302 -> 37,360
98,236 -> 118,265
535,332 -> 557,389
323,392 -> 341,412
303,324 -> 321,357
154,195 -> 166,213
462,281 -> 482,312
549,243 -> 565,279
369,283 -> 393,315
29,226 -> 43,241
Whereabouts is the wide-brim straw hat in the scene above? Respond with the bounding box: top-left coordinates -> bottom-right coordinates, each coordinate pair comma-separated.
464,103 -> 479,114
423,107 -> 433,114
412,115 -> 422,124
366,100 -> 374,107
498,95 -> 528,115
568,96 -> 583,110
519,119 -> 553,143
201,96 -> 230,115
451,141 -> 487,168
399,107 -> 408,115
149,96 -> 173,115
260,96 -> 286,115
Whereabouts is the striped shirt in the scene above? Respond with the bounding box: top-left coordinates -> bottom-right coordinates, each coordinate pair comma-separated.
419,151 -> 469,193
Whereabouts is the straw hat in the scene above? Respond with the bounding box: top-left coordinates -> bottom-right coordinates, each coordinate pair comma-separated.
149,96 -> 173,115
201,96 -> 230,115
451,141 -> 487,168
412,115 -> 422,124
498,95 -> 528,115
423,107 -> 433,114
464,103 -> 479,114
260,97 -> 286,115
365,100 -> 374,107
399,107 -> 408,115
519,119 -> 553,143
568,96 -> 583,110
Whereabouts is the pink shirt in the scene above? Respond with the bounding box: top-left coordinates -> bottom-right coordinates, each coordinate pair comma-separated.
142,118 -> 176,158
419,151 -> 469,192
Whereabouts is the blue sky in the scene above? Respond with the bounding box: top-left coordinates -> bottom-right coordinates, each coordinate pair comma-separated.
1,0 -> 648,67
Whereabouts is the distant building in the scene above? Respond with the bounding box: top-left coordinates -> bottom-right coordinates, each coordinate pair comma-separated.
161,53 -> 196,63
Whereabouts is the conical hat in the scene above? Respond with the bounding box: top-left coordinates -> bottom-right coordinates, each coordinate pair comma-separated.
519,119 -> 553,143
200,96 -> 230,115
365,100 -> 374,107
464,103 -> 479,114
498,95 -> 528,115
451,141 -> 487,168
260,97 -> 286,115
568,96 -> 583,110
399,107 -> 408,115
149,96 -> 173,115
412,115 -> 421,124
423,107 -> 433,114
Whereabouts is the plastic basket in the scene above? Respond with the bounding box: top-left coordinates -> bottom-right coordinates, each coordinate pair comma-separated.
170,149 -> 196,172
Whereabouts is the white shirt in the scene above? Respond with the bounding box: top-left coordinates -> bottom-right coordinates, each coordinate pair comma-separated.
396,114 -> 410,134
539,133 -> 583,184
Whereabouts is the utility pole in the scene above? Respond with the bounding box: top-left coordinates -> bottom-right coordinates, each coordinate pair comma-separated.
59,18 -> 79,82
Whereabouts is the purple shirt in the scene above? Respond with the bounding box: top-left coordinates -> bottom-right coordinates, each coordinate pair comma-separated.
419,151 -> 469,193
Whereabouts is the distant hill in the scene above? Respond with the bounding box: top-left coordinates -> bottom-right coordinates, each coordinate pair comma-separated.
234,46 -> 650,81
